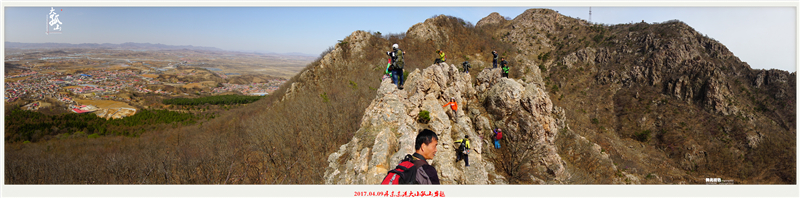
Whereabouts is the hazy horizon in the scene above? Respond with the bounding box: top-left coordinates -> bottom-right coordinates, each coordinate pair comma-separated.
3,41 -> 318,56
3,7 -> 796,72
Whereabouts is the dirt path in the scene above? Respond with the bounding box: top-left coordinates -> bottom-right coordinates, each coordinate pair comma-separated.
74,99 -> 135,109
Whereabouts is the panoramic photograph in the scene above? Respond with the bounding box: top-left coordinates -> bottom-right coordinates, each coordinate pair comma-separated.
2,3 -> 797,197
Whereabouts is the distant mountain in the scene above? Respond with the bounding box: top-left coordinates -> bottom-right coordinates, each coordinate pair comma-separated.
5,42 -> 317,58
4,42 -> 224,51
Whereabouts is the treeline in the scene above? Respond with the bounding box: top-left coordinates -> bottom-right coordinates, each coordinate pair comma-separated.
4,106 -> 207,143
162,95 -> 264,106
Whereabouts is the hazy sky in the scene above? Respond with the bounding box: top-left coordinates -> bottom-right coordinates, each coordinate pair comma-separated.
3,6 -> 796,72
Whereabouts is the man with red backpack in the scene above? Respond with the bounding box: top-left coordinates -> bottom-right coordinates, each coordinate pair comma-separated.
493,128 -> 503,149
380,129 -> 440,184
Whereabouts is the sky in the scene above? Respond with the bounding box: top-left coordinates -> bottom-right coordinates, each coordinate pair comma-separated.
2,6 -> 796,72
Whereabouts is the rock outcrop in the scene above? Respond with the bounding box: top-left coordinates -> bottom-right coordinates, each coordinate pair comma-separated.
325,60 -> 570,184
407,15 -> 454,45
475,12 -> 505,28
324,8 -> 794,185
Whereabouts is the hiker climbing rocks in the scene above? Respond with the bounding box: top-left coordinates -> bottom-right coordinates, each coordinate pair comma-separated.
442,97 -> 458,119
492,51 -> 498,68
462,61 -> 471,73
455,135 -> 471,167
434,50 -> 446,64
500,57 -> 509,78
493,128 -> 503,149
386,43 -> 405,90
380,129 -> 441,184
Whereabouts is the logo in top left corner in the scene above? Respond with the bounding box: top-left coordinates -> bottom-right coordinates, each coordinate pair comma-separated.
46,7 -> 63,35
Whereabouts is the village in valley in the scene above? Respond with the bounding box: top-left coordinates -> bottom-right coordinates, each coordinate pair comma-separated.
4,44 -> 310,119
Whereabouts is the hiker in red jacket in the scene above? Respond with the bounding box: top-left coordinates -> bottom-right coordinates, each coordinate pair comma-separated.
442,97 -> 458,119
493,128 -> 502,149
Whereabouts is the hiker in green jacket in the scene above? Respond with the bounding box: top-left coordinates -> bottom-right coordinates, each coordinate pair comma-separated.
500,57 -> 509,78
383,56 -> 392,81
454,135 -> 471,167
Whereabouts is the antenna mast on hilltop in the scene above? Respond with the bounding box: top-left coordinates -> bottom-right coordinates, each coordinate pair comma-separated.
589,7 -> 592,23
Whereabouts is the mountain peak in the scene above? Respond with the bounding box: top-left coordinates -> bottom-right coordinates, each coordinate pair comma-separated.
476,12 -> 505,27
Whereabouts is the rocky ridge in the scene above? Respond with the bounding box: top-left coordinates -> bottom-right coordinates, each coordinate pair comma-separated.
323,58 -> 621,184
323,8 -> 794,184
495,9 -> 794,183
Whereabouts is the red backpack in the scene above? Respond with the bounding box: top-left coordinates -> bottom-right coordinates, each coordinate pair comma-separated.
495,130 -> 503,140
381,155 -> 420,185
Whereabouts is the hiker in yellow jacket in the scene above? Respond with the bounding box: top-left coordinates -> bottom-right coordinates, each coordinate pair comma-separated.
434,50 -> 446,64
454,135 -> 471,167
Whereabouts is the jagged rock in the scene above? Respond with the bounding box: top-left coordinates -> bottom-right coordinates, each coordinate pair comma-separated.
754,71 -> 766,88
281,82 -> 300,101
475,68 -> 503,95
703,76 -> 738,116
326,63 -> 492,184
476,12 -> 505,28
483,78 -> 524,117
562,47 -> 597,69
596,70 -> 619,85
679,144 -> 708,171
755,69 -> 792,88
746,131 -> 762,149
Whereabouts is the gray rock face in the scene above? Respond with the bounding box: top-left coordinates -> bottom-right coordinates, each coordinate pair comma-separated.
324,62 -> 566,184
481,77 -> 568,181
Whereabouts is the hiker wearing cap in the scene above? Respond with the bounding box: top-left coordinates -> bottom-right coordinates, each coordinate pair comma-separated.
386,44 -> 405,90
434,50 -> 446,64
442,97 -> 458,119
492,51 -> 498,68
493,128 -> 503,149
500,57 -> 509,78
454,135 -> 471,167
